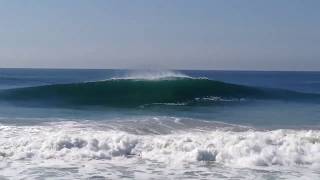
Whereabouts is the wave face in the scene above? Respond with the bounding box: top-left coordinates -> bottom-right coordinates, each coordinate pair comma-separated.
0,77 -> 318,107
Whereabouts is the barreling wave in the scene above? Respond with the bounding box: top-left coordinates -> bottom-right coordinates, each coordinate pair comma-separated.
0,77 -> 319,107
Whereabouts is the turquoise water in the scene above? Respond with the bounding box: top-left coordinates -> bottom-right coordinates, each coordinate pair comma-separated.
0,69 -> 320,179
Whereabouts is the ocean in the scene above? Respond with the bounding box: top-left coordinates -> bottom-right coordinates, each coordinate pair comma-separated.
0,68 -> 320,179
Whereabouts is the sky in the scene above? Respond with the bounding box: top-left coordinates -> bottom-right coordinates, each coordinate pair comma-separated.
0,0 -> 319,71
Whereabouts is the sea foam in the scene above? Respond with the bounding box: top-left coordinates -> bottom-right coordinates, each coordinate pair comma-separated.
0,122 -> 320,168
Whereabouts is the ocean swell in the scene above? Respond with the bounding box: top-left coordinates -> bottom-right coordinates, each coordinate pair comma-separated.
0,77 -> 318,107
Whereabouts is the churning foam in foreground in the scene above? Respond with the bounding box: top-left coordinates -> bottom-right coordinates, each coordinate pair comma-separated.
0,120 -> 320,179
0,122 -> 320,168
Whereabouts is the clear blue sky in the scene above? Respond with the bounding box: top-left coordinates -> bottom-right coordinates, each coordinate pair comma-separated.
0,0 -> 319,70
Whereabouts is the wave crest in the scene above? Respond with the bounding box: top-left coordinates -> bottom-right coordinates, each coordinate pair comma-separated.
110,71 -> 192,81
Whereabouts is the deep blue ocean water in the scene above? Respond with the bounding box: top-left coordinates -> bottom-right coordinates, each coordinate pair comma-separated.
0,68 -> 319,128
0,68 -> 320,179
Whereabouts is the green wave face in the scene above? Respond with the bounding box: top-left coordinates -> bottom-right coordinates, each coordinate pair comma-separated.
0,78 -> 318,107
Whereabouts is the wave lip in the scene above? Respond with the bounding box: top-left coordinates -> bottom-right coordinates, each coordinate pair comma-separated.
110,71 -> 193,81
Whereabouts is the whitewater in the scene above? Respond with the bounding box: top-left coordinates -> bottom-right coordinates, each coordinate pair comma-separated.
1,119 -> 320,179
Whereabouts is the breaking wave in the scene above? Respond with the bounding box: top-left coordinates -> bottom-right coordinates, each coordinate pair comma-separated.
0,73 -> 318,107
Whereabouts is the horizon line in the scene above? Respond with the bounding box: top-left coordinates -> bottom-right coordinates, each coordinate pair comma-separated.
0,67 -> 319,73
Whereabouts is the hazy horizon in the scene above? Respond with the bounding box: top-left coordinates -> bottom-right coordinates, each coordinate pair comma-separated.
1,0 -> 320,71
2,67 -> 320,72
